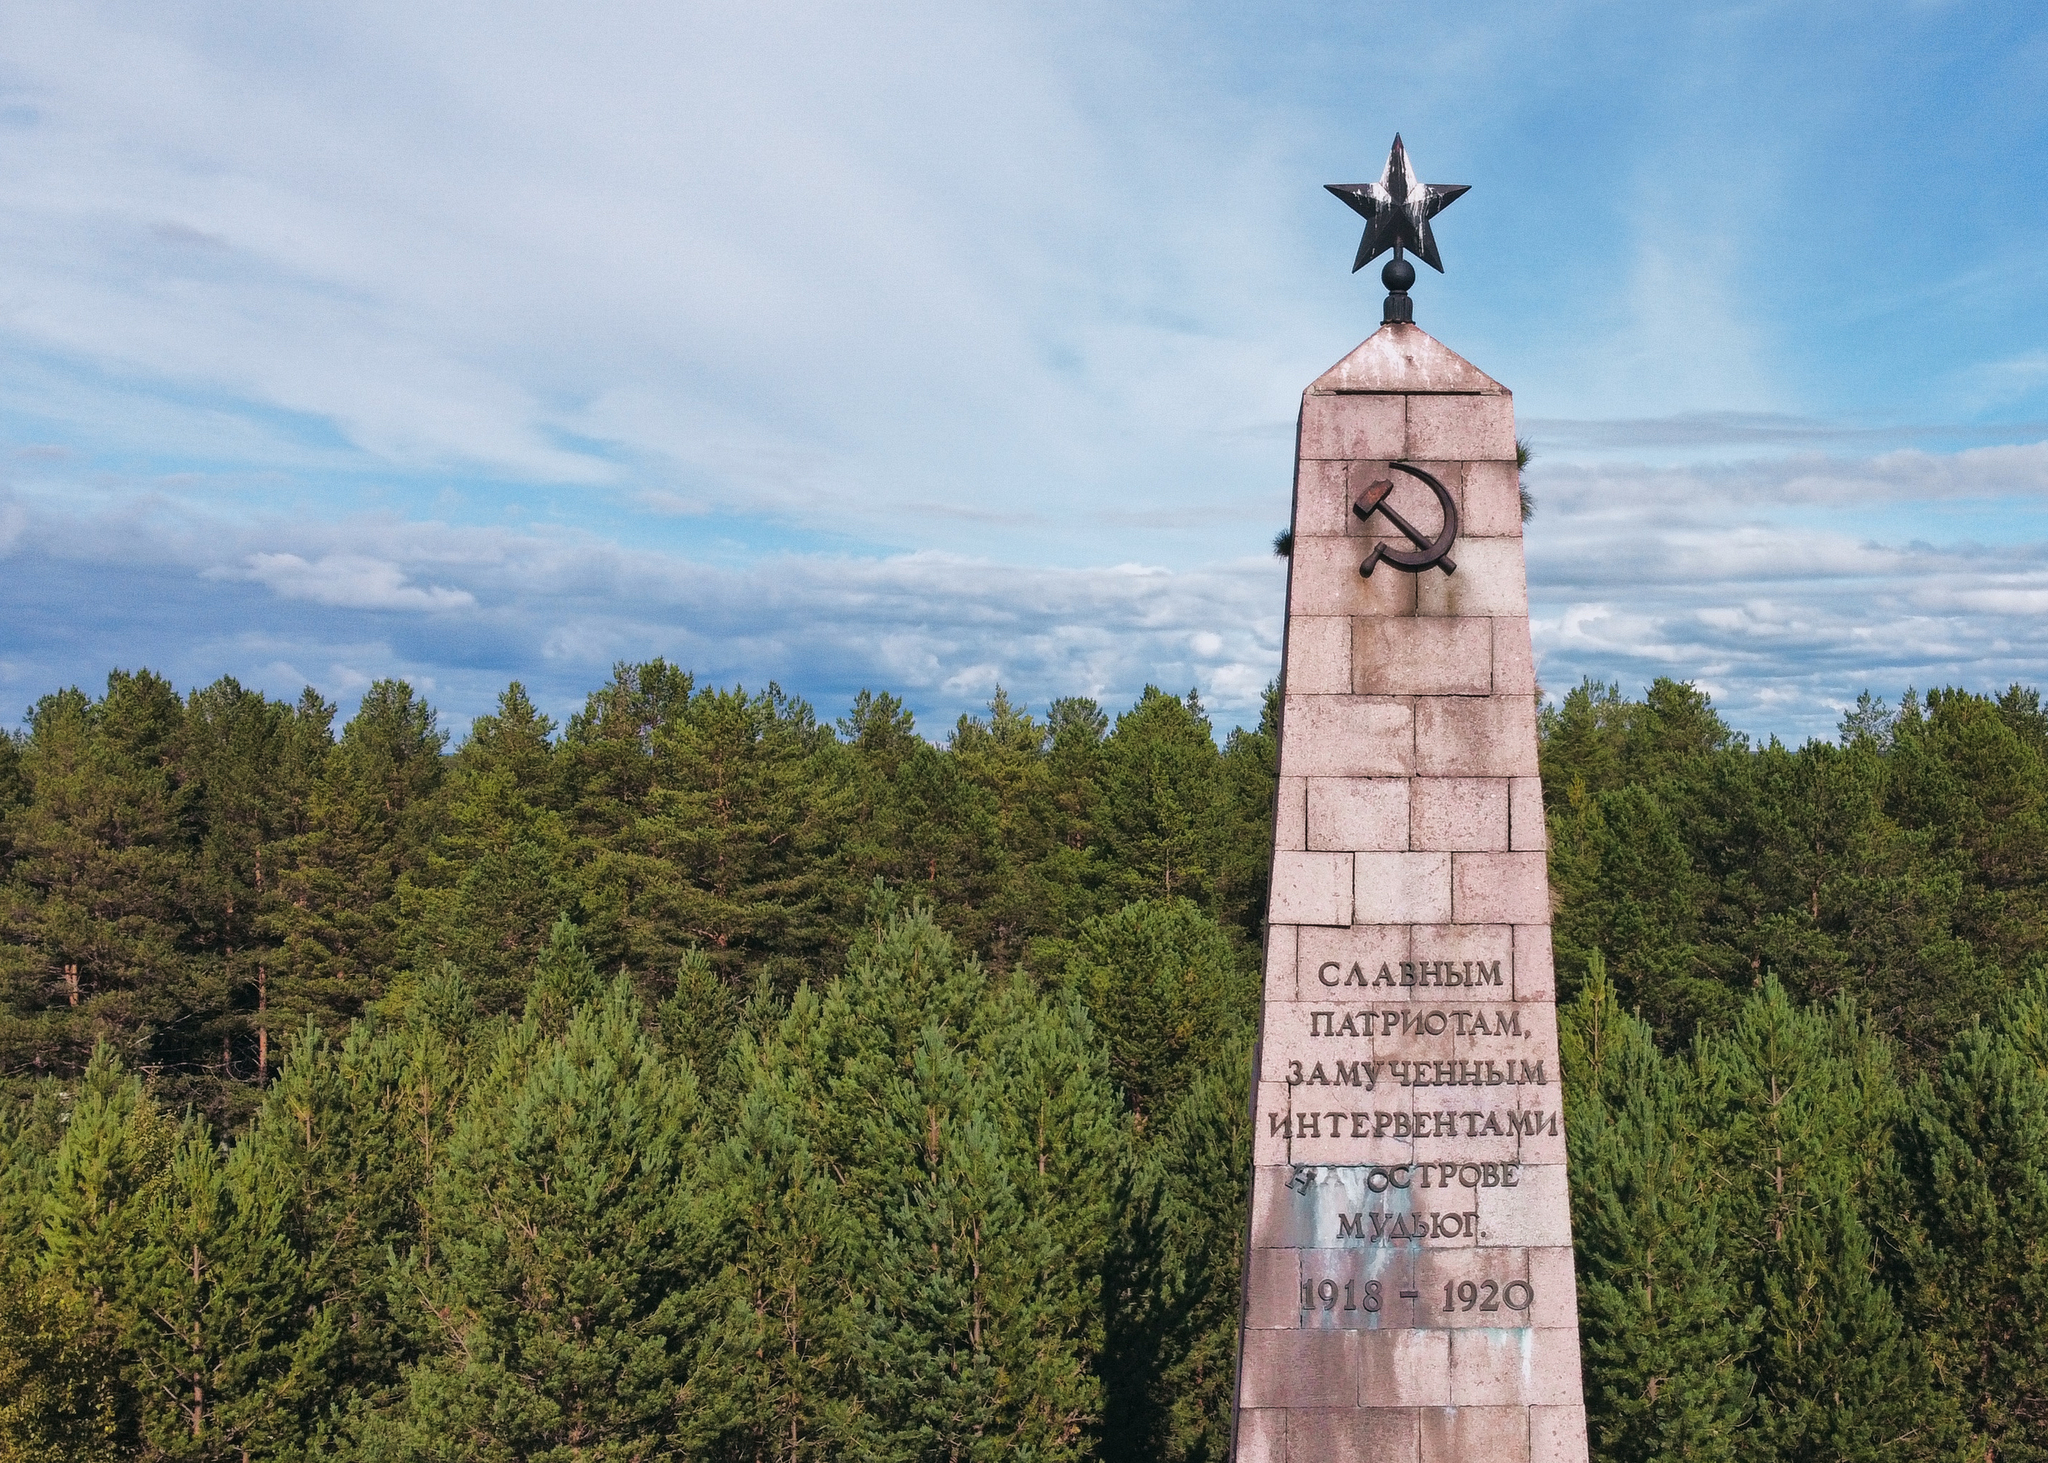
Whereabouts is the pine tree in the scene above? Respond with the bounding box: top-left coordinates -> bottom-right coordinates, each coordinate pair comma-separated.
0,675 -> 197,1087
121,1132 -> 321,1460
266,681 -> 444,1028
1102,1030 -> 1253,1463
384,976 -> 708,1460
401,683 -> 571,1014
1894,970 -> 2048,1462
1562,956 -> 1759,1463
1697,978 -> 1953,1463
1051,899 -> 1255,1127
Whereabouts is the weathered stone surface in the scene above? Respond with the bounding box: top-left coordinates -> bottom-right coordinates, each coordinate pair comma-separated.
1240,1330 -> 1361,1408
1414,696 -> 1539,778
1308,777 -> 1410,852
1354,851 -> 1452,924
1416,538 -> 1528,617
1461,460 -> 1525,538
1452,851 -> 1551,924
1509,777 -> 1549,851
1280,696 -> 1416,778
1354,617 -> 1492,696
1239,323 -> 1583,1463
1409,394 -> 1516,461
1300,392 -> 1407,461
1288,616 -> 1354,696
1309,322 -> 1506,396
1289,535 -> 1420,618
1410,777 -> 1509,851
1271,851 -> 1354,926
1493,616 -> 1538,693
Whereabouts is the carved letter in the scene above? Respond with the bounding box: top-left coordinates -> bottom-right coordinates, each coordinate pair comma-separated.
1339,1213 -> 1365,1238
1318,961 -> 1341,987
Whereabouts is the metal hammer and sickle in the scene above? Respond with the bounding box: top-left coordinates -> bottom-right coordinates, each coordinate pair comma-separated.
1353,461 -> 1458,576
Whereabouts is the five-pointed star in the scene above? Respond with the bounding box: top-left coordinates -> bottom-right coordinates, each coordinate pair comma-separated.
1325,135 -> 1469,273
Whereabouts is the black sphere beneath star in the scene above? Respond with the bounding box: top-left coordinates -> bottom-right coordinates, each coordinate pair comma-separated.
1381,256 -> 1417,293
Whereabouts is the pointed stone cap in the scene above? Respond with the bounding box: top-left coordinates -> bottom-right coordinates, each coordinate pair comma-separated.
1308,321 -> 1507,396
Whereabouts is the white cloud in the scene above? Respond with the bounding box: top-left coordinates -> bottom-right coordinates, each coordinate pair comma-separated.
237,553 -> 477,611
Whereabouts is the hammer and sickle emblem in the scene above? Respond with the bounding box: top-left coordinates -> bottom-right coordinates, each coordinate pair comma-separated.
1353,461 -> 1458,576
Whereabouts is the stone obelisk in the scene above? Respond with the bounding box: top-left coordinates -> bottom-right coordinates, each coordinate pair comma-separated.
1232,139 -> 1588,1463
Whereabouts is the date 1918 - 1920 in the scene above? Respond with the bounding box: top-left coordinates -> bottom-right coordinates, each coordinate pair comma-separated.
1299,1278 -> 1534,1314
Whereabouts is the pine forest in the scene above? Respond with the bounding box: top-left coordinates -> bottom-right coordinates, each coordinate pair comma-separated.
3,662 -> 2047,1463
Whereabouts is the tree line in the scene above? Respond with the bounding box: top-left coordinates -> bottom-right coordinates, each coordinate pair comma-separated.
0,666 -> 2044,1461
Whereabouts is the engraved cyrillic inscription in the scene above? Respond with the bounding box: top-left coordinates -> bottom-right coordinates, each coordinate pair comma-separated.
1316,959 -> 1505,988
1282,1058 -> 1549,1088
1307,1006 -> 1526,1037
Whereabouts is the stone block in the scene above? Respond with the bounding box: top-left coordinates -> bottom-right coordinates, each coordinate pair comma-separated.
1250,1165 -> 1316,1248
1271,851 -> 1354,926
1416,538 -> 1529,617
1405,924 -> 1513,996
1360,1327 -> 1450,1407
1238,1328 -> 1361,1409
1308,778 -> 1409,851
1461,460 -> 1525,538
1529,1405 -> 1590,1463
1276,777 -> 1308,852
1354,617 -> 1493,695
1290,1406 -> 1418,1463
1252,1084 -> 1298,1167
1509,1091 -> 1570,1166
1448,1330 -> 1540,1406
1493,616 -> 1537,693
1355,851 -> 1452,924
1281,696 -> 1416,777
1290,535 -> 1420,618
1265,922 -> 1299,999
1526,1330 -> 1585,1406
1477,1162 -> 1573,1247
1236,1407 -> 1288,1463
1295,459 -> 1355,536
1414,1245 -> 1532,1328
1407,393 -> 1516,461
1246,1246 -> 1304,1328
1509,778 -> 1548,851
1513,924 -> 1556,1003
1421,1406 -> 1530,1463
1287,617 -> 1353,695
1412,1118 -> 1521,1167
1300,392 -> 1406,461
1452,852 -> 1551,924
1300,924 -> 1413,992
1414,696 -> 1539,777
1410,778 -> 1509,851
1526,1247 -> 1580,1330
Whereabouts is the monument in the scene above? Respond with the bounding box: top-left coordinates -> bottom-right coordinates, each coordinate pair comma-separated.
1231,137 -> 1588,1463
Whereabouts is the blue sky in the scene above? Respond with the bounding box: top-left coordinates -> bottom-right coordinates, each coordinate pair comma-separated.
2,1 -> 2046,744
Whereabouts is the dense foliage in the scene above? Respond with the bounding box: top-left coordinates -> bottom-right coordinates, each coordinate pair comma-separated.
0,666 -> 2044,1461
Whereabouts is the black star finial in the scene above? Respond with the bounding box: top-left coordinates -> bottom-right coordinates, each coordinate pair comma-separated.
1326,135 -> 1468,323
